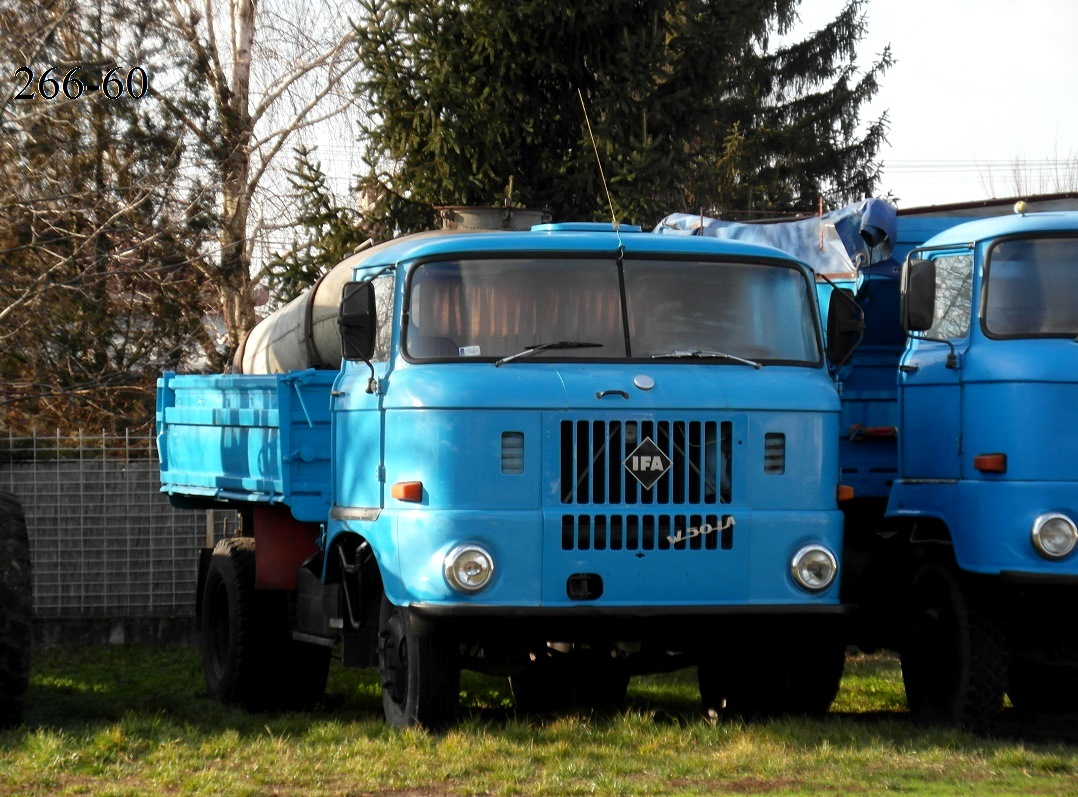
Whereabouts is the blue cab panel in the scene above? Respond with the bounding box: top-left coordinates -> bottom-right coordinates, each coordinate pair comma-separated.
890,211 -> 1078,576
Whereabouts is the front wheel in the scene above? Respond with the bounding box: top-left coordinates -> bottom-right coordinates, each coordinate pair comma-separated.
901,563 -> 1006,730
378,594 -> 459,729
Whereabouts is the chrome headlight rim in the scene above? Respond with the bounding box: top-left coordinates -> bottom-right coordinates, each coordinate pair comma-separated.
1030,513 -> 1078,560
443,544 -> 495,593
790,544 -> 838,593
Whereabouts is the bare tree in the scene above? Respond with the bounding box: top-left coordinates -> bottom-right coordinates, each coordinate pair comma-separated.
162,0 -> 364,360
980,146 -> 1078,198
0,0 -> 214,433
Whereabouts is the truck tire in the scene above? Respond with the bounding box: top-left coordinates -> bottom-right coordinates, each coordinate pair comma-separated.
201,538 -> 266,707
0,490 -> 31,728
377,594 -> 459,729
1007,657 -> 1078,714
698,625 -> 845,719
201,537 -> 331,710
901,563 -> 1006,730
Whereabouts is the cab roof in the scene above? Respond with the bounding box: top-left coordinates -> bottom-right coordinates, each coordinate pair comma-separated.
922,211 -> 1078,249
339,223 -> 806,275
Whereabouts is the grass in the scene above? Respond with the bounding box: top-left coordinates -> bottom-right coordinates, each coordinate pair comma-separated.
0,646 -> 1076,795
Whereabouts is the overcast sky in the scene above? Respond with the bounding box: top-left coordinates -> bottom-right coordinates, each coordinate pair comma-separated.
794,0 -> 1078,208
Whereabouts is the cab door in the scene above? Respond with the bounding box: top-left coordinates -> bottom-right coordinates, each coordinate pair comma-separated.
898,252 -> 974,480
331,269 -> 396,513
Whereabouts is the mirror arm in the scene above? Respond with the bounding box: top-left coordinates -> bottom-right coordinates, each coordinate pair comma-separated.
908,332 -> 961,370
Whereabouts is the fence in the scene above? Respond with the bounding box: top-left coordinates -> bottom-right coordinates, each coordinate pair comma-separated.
0,431 -> 235,621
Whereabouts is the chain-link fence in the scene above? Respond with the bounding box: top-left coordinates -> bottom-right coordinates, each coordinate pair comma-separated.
0,431 -> 235,620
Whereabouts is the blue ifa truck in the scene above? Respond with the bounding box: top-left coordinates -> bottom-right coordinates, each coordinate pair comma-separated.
157,222 -> 852,727
666,202 -> 1078,729
858,208 -> 1078,728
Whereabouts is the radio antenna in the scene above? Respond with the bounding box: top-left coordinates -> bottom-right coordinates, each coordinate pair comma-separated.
577,89 -> 620,232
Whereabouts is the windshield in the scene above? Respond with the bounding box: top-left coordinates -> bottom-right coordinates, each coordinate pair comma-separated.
404,256 -> 820,364
984,236 -> 1078,338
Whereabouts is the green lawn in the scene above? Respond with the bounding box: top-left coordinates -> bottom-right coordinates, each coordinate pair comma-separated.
0,646 -> 1075,795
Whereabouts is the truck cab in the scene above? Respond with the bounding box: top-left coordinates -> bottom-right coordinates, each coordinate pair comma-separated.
159,222 -> 848,726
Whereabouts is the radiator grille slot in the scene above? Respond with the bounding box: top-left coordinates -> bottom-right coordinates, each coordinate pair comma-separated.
764,432 -> 786,475
559,419 -> 731,506
561,514 -> 733,551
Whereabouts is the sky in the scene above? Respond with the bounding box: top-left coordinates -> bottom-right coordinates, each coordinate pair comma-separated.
794,0 -> 1078,208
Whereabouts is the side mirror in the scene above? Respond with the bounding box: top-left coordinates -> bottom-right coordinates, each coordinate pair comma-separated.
339,281 -> 377,361
903,258 -> 936,332
825,288 -> 864,367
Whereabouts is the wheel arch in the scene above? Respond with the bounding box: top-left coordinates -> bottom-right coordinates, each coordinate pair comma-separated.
324,530 -> 384,636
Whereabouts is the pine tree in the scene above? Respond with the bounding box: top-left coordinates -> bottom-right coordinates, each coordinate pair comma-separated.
355,0 -> 891,230
265,147 -> 374,305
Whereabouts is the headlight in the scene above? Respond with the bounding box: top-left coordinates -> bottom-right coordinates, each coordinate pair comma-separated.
1031,513 -> 1078,560
444,544 -> 495,593
790,545 -> 837,592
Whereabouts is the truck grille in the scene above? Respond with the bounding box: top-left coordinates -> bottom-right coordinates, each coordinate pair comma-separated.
559,419 -> 731,506
561,513 -> 734,551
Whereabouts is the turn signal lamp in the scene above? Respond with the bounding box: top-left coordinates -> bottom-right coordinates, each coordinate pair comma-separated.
391,481 -> 424,502
973,453 -> 1007,474
838,484 -> 855,502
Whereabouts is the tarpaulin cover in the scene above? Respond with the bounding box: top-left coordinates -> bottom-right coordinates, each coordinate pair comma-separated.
653,198 -> 897,276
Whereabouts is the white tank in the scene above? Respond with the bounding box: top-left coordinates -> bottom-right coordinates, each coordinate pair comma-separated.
438,205 -> 550,230
236,241 -> 376,374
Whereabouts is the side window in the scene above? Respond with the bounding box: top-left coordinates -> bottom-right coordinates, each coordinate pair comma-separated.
928,254 -> 973,340
372,272 -> 394,361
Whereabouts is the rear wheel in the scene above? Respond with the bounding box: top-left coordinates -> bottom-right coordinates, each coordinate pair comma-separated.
201,538 -> 265,707
378,594 -> 459,729
901,563 -> 1006,730
201,537 -> 330,710
0,490 -> 31,728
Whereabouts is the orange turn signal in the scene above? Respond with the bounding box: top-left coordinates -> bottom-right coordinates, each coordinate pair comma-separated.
391,481 -> 424,502
837,484 -> 855,502
973,453 -> 1007,474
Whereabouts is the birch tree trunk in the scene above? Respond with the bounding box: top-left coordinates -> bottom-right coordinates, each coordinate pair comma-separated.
165,0 -> 362,362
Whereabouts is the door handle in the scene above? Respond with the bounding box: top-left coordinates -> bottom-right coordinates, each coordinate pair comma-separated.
899,365 -> 918,374
595,389 -> 630,400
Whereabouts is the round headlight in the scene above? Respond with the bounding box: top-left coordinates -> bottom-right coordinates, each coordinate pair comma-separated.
444,545 -> 495,593
1031,513 -> 1078,560
790,545 -> 837,592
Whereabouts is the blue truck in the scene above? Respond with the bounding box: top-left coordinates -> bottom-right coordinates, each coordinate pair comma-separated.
853,208 -> 1078,728
157,221 -> 852,727
672,201 -> 1078,729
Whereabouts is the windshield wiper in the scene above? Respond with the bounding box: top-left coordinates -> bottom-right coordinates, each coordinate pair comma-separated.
494,341 -> 604,367
650,349 -> 762,369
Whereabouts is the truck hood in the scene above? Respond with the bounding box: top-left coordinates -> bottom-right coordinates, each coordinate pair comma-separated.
380,362 -> 839,413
